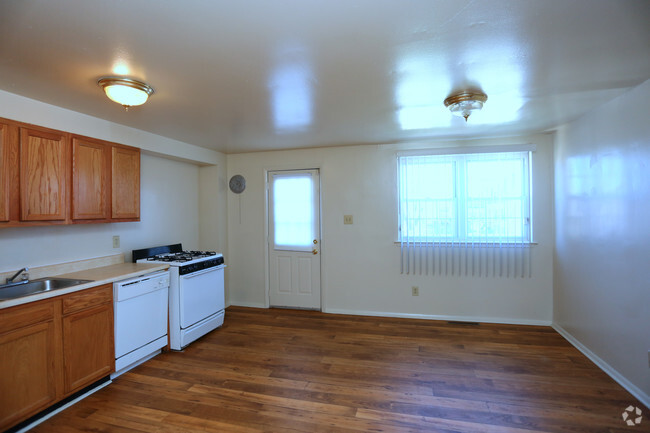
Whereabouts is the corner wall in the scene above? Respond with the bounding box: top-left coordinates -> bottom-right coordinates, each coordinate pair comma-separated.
227,133 -> 555,324
554,79 -> 650,406
198,157 -> 230,302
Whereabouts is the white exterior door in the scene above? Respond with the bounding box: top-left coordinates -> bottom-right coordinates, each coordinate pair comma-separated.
268,169 -> 321,309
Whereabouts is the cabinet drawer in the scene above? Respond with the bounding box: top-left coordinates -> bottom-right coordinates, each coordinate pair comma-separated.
0,300 -> 55,334
62,285 -> 112,315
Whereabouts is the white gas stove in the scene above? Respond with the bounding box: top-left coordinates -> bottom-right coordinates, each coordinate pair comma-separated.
133,244 -> 225,350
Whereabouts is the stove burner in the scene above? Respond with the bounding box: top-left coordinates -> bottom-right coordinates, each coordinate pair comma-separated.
187,251 -> 217,257
146,251 -> 217,263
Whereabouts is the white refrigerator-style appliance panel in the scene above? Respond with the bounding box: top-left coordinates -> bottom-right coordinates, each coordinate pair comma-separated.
113,270 -> 170,377
169,264 -> 225,349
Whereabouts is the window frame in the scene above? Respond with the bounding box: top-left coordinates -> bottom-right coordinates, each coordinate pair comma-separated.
397,147 -> 534,245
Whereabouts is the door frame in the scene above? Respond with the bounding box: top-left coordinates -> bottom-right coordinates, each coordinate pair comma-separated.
264,165 -> 324,310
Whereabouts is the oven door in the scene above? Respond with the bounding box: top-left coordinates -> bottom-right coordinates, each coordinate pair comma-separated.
178,266 -> 225,329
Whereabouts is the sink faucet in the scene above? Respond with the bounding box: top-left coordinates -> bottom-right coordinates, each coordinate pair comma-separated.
5,267 -> 29,284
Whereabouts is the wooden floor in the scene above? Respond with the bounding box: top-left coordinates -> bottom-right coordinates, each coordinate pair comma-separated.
30,306 -> 645,433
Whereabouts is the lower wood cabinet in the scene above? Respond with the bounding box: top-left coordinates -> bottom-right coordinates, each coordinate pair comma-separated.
0,285 -> 114,431
0,312 -> 58,430
62,285 -> 114,394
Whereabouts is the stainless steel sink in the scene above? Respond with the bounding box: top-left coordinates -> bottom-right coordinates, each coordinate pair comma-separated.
0,277 -> 95,301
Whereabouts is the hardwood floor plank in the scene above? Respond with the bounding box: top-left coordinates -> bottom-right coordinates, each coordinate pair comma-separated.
356,408 -> 552,433
189,383 -> 356,417
27,306 -> 646,433
303,381 -> 490,412
162,413 -> 271,433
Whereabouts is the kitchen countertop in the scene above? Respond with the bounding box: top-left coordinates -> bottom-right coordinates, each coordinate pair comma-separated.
0,262 -> 169,310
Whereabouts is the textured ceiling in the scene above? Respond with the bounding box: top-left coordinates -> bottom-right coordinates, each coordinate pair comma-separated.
1,0 -> 649,154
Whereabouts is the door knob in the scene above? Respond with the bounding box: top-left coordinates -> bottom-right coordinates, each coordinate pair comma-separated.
313,239 -> 318,244
312,249 -> 318,255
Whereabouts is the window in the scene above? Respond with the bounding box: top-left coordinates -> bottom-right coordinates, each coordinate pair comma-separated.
271,172 -> 316,249
398,150 -> 531,244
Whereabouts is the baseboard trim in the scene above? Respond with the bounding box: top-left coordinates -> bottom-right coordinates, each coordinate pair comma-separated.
228,301 -> 268,309
552,323 -> 650,409
13,378 -> 112,433
323,307 -> 552,326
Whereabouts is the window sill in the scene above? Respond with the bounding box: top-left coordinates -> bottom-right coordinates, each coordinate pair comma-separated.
393,241 -> 538,247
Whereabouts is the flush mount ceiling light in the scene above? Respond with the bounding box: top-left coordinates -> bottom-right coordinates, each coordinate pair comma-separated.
97,77 -> 154,110
444,91 -> 488,122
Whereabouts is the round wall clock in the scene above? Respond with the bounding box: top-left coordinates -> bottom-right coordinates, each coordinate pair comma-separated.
229,174 -> 246,194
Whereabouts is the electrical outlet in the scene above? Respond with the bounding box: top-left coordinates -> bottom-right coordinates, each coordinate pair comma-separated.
344,215 -> 353,225
112,235 -> 120,248
412,286 -> 419,296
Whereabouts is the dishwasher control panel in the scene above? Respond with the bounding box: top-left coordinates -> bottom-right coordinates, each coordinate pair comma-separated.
114,271 -> 170,301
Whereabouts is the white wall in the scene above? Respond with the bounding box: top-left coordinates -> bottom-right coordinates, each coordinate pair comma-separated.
227,133 -> 555,324
0,153 -> 200,270
198,158 -> 230,302
554,79 -> 650,405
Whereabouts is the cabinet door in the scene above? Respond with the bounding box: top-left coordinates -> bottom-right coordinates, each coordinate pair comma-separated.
0,320 -> 58,431
20,127 -> 68,221
111,146 -> 140,220
0,122 -> 8,222
62,302 -> 114,395
72,137 -> 109,220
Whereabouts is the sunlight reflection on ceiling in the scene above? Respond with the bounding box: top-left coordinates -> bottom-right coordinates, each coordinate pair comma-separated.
269,58 -> 314,133
395,57 -> 451,130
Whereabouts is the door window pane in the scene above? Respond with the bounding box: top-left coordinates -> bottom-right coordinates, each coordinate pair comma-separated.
273,175 -> 313,248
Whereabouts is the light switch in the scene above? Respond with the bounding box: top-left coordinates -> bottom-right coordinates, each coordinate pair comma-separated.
344,215 -> 353,225
112,235 -> 120,248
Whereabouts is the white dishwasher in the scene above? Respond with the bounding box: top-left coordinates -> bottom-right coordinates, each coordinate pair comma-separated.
113,270 -> 170,378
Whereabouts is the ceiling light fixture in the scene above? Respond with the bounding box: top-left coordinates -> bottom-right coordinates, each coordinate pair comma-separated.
444,91 -> 487,122
97,77 -> 154,110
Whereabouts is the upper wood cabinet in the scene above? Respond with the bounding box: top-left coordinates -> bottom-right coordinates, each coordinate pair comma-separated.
111,145 -> 140,220
71,137 -> 110,221
0,122 -> 9,222
0,117 -> 141,228
19,127 -> 68,221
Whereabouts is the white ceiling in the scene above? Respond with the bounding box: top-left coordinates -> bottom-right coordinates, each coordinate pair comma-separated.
1,0 -> 649,154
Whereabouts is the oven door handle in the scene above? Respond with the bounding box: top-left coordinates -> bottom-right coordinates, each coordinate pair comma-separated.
180,265 -> 225,279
